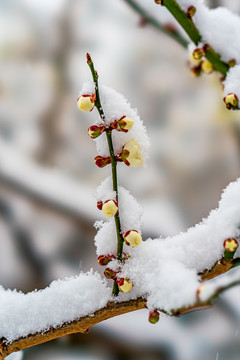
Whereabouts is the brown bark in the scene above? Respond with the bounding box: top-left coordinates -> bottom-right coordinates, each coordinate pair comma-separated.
0,298 -> 146,359
0,255 -> 238,358
199,257 -> 234,281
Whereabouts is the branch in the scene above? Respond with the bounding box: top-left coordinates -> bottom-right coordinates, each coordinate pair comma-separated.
160,0 -> 229,75
0,299 -> 147,360
87,54 -> 125,296
123,0 -> 188,48
2,269 -> 240,359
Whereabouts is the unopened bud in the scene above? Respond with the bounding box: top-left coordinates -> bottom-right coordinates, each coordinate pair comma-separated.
124,230 -> 142,247
224,93 -> 239,109
120,139 -> 144,168
98,255 -> 114,266
228,59 -> 236,68
148,310 -> 160,324
94,156 -> 111,168
88,125 -> 105,139
102,200 -> 118,217
154,0 -> 163,4
187,6 -> 196,18
97,201 -> 103,210
117,278 -> 133,292
104,268 -> 116,279
224,238 -> 238,252
114,116 -> 134,133
201,60 -> 213,74
192,48 -> 205,61
77,94 -> 96,112
189,54 -> 202,67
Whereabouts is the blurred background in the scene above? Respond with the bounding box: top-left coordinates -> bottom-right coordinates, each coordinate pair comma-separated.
1,0 -> 240,359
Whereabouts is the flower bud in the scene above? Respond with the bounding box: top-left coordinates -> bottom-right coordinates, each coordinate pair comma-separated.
117,278 -> 133,293
228,59 -> 236,68
94,156 -> 111,168
104,268 -> 116,279
224,93 -> 239,109
192,48 -> 205,61
102,200 -> 118,218
121,139 -> 143,168
187,6 -> 196,18
116,116 -> 134,133
98,255 -> 113,266
88,125 -> 105,139
189,54 -> 202,67
124,230 -> 142,247
201,60 -> 213,74
148,310 -> 160,324
77,94 -> 96,112
97,201 -> 103,210
224,238 -> 238,253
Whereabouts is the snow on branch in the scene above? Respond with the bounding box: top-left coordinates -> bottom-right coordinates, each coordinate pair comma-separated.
1,176 -> 240,358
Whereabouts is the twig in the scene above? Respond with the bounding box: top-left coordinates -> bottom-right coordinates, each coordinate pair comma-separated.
2,273 -> 240,359
87,54 -> 124,296
160,0 -> 229,76
123,0 -> 188,48
0,299 -> 147,359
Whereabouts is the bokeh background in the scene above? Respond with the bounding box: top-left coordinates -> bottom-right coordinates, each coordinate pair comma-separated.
1,0 -> 240,359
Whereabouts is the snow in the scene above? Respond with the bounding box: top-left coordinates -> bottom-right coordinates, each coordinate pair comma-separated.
0,271 -> 111,343
223,65 -> 240,101
1,174 -> 240,341
80,82 -> 150,161
5,352 -> 23,360
94,184 -> 143,255
177,0 -> 204,12
113,178 -> 240,312
194,5 -> 240,63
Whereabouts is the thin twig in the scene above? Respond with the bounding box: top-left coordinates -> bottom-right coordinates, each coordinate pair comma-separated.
123,0 -> 188,48
87,54 -> 124,296
160,0 -> 229,76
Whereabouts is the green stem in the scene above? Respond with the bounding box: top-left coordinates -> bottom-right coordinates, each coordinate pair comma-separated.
162,0 -> 201,45
87,54 -> 124,296
124,0 -> 188,48
161,0 -> 229,76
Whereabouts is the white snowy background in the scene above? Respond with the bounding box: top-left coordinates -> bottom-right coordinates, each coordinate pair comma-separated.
1,0 -> 240,360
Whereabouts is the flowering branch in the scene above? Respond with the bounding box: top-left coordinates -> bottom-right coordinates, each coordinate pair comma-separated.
156,0 -> 229,76
86,54 -> 124,296
123,0 -> 188,48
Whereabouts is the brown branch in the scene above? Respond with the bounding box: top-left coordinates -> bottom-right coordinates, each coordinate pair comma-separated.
199,257 -> 235,281
0,298 -> 147,359
1,255 -> 240,359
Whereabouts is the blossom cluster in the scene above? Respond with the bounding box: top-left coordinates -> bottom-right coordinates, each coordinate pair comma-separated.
175,0 -> 240,110
78,77 -> 161,321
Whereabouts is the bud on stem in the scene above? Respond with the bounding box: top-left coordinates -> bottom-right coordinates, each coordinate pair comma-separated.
102,200 -> 118,217
94,156 -> 111,168
148,310 -> 160,324
224,93 -> 239,110
223,238 -> 238,260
